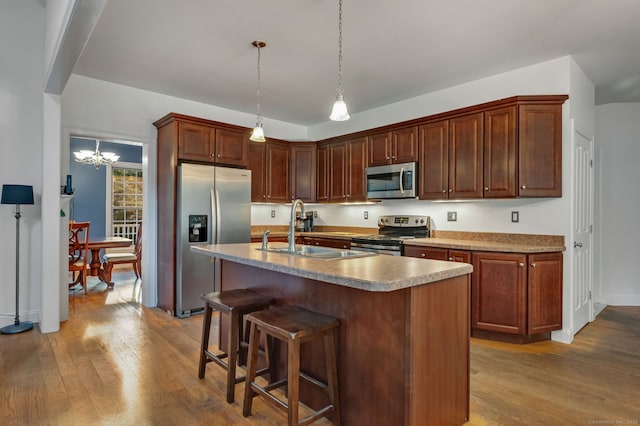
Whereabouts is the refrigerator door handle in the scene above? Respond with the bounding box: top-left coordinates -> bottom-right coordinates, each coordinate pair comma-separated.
212,188 -> 222,244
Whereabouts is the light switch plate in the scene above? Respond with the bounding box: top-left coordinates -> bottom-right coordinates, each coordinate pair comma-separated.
511,211 -> 519,223
271,210 -> 276,218
364,211 -> 369,219
447,211 -> 457,222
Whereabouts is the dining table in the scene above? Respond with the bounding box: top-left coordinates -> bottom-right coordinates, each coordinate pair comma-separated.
87,236 -> 132,283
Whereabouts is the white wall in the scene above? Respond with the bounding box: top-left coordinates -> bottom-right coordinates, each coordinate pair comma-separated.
595,103 -> 640,306
0,1 -> 45,328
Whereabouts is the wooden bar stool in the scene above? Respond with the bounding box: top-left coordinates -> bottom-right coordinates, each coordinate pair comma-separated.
198,289 -> 274,403
242,305 -> 341,426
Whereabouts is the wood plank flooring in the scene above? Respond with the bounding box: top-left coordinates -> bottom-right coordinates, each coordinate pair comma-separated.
1,271 -> 639,425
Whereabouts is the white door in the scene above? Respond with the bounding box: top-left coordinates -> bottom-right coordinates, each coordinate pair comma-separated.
572,120 -> 594,334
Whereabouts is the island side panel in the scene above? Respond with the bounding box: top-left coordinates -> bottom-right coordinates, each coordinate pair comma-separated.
407,274 -> 470,426
221,259 -> 408,425
220,259 -> 470,426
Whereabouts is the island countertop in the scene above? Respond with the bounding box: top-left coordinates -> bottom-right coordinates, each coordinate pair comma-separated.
191,242 -> 472,292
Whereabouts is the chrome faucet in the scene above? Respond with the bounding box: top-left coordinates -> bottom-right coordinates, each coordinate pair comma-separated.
288,199 -> 304,253
261,229 -> 270,251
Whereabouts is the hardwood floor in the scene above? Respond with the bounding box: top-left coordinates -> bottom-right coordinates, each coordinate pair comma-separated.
1,271 -> 639,425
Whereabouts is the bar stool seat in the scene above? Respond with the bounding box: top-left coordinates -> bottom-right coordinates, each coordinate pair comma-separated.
198,289 -> 274,403
242,304 -> 341,426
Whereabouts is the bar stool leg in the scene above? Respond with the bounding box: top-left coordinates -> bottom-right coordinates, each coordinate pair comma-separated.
198,304 -> 213,379
226,310 -> 240,403
287,338 -> 301,426
243,321 -> 261,417
325,329 -> 341,426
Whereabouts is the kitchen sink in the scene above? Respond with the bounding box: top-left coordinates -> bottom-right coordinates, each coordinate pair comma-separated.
259,244 -> 376,260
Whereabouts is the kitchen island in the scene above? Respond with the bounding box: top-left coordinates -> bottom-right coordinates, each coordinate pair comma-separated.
192,242 -> 473,426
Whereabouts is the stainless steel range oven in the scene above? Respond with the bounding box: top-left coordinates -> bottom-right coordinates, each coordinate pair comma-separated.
350,215 -> 430,256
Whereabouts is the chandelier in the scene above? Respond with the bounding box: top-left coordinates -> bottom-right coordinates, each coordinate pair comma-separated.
73,140 -> 120,169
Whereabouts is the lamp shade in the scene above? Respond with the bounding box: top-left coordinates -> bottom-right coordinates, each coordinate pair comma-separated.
1,185 -> 34,205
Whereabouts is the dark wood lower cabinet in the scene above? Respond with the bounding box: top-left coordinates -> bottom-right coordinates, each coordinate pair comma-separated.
404,245 -> 562,343
472,251 -> 563,342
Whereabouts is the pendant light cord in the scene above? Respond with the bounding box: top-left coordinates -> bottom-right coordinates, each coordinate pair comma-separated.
255,43 -> 262,125
336,0 -> 344,97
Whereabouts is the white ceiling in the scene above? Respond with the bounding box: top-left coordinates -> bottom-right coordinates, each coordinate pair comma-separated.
73,0 -> 640,126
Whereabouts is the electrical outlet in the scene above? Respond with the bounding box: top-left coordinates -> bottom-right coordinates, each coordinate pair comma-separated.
313,211 -> 317,218
511,211 -> 519,223
364,211 -> 369,220
271,210 -> 276,218
447,211 -> 457,222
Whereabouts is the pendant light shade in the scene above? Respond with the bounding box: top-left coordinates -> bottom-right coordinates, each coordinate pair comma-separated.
250,40 -> 267,142
330,0 -> 350,121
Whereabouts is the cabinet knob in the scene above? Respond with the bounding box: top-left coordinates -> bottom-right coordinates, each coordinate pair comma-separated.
442,189 -> 447,193
519,262 -> 525,267
531,263 -> 537,268
521,185 -> 527,189
448,257 -> 453,261
421,253 -> 426,257
217,154 -> 221,157
448,189 -> 453,192
386,156 -> 390,160
392,156 -> 396,159
484,187 -> 489,191
211,153 -> 215,157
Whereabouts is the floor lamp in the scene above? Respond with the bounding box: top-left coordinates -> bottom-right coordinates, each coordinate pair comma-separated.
1,184 -> 34,334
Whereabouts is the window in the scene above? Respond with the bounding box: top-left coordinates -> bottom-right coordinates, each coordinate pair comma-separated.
107,162 -> 142,243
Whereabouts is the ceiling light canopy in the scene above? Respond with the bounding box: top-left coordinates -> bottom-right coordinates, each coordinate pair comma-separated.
250,40 -> 267,142
330,0 -> 350,121
73,140 -> 119,169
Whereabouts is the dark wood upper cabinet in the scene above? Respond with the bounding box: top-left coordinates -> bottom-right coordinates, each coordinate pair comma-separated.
247,140 -> 290,203
290,144 -> 316,202
346,137 -> 368,201
316,145 -> 329,202
518,103 -> 563,197
324,136 -> 367,202
214,128 -> 249,167
449,112 -> 484,199
177,120 -> 247,167
368,127 -> 418,166
484,106 -> 517,198
418,120 -> 449,200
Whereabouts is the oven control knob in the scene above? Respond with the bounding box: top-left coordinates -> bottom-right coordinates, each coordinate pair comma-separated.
420,219 -> 424,224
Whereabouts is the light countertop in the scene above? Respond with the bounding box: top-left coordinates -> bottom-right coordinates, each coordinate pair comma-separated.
191,242 -> 472,292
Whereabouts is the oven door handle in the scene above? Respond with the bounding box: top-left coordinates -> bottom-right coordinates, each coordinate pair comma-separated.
399,167 -> 405,194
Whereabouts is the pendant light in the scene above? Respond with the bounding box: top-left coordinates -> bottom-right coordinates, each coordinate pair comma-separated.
330,0 -> 350,121
250,40 -> 267,142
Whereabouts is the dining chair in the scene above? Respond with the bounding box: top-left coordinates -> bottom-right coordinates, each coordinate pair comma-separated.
69,221 -> 91,295
102,224 -> 142,286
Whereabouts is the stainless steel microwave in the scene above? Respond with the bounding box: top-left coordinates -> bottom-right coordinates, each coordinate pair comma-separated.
366,162 -> 417,199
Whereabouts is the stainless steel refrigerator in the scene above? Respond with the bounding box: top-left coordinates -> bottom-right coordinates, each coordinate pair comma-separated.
176,163 -> 251,318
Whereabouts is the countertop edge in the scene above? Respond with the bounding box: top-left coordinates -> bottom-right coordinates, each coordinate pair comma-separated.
192,244 -> 472,292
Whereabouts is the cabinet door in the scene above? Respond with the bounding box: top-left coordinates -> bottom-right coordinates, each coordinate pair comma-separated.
449,112 -> 484,199
418,120 -> 449,200
312,237 -> 350,249
328,142 -> 347,202
484,107 -> 516,198
214,128 -> 248,167
346,137 -> 368,201
518,104 -> 562,197
316,145 -> 329,202
393,126 -> 418,164
290,144 -> 316,202
404,246 -> 448,260
448,250 -> 471,263
368,132 -> 392,166
247,141 -> 266,202
265,142 -> 290,203
527,252 -> 563,334
178,121 -> 215,162
472,252 -> 527,334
